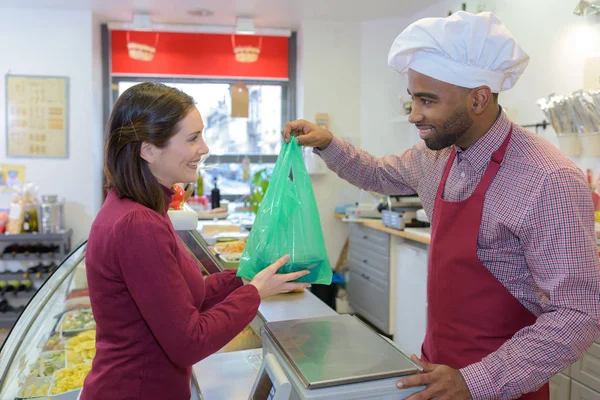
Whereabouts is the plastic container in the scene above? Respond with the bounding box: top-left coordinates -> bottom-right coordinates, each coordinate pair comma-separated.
16,376 -> 52,399
25,350 -> 67,381
57,309 -> 95,337
579,132 -> 600,157
218,253 -> 242,269
213,241 -> 246,255
556,133 -> 581,157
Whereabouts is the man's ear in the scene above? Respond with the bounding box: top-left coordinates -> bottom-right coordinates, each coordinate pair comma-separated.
140,141 -> 157,164
470,86 -> 493,115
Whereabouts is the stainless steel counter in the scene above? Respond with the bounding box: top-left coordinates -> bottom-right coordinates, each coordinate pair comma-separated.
264,314 -> 418,390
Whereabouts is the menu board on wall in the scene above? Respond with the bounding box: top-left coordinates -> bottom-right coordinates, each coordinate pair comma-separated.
5,75 -> 69,158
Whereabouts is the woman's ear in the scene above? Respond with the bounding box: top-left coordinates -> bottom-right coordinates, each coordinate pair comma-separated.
140,141 -> 157,164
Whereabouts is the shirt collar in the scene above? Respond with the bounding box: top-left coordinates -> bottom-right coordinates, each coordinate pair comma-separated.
455,107 -> 512,173
161,185 -> 175,215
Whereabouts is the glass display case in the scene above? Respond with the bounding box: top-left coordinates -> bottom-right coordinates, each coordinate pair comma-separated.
0,230 -> 264,400
0,242 -> 87,399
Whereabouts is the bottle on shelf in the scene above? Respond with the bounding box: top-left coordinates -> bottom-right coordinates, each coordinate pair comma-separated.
0,298 -> 9,313
16,279 -> 33,293
211,177 -> 221,209
196,172 -> 204,196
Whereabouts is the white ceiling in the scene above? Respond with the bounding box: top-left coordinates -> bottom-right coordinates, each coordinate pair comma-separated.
0,0 -> 443,29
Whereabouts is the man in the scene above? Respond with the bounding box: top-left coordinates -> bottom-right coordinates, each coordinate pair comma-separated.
283,11 -> 600,400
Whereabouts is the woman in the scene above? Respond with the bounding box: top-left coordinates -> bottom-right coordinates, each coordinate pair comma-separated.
81,82 -> 310,399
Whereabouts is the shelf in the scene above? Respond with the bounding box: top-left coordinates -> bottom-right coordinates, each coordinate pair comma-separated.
0,253 -> 65,261
0,229 -> 73,242
0,271 -> 53,281
0,311 -> 22,328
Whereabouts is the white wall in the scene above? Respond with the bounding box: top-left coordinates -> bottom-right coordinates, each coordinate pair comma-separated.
296,20 -> 362,266
0,8 -> 103,244
360,0 -> 600,183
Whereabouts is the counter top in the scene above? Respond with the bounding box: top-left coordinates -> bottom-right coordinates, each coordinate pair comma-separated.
258,290 -> 337,323
335,214 -> 431,245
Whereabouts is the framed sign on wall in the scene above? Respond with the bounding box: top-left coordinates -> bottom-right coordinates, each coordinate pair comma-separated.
5,74 -> 69,158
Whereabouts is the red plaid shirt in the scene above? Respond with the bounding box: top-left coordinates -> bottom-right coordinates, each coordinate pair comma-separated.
316,110 -> 600,399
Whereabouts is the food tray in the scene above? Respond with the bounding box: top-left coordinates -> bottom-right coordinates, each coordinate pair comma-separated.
24,350 -> 67,381
215,232 -> 249,242
197,210 -> 229,220
57,309 -> 96,337
16,376 -> 52,399
63,296 -> 91,312
48,365 -> 88,399
218,253 -> 242,269
213,241 -> 246,255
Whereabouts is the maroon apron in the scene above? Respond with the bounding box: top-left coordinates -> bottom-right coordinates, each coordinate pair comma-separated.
421,127 -> 549,399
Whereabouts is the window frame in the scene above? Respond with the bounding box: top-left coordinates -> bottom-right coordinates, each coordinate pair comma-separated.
111,76 -> 291,165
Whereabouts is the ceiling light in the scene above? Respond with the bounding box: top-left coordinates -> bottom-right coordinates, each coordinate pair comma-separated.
188,9 -> 214,17
235,17 -> 255,35
131,12 -> 153,31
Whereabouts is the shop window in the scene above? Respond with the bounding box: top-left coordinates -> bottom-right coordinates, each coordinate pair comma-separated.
114,79 -> 287,200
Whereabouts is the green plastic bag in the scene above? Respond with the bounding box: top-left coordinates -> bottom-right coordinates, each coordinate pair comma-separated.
236,137 -> 333,285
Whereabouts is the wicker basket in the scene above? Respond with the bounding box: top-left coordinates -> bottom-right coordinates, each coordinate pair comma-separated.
231,35 -> 262,63
126,32 -> 159,62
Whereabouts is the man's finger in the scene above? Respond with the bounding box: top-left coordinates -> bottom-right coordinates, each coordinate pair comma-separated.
411,354 -> 435,373
397,371 -> 434,389
267,255 -> 291,272
296,134 -> 310,146
285,120 -> 307,136
281,128 -> 290,143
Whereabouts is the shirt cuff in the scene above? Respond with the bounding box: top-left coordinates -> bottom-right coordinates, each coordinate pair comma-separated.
460,361 -> 497,400
313,136 -> 345,161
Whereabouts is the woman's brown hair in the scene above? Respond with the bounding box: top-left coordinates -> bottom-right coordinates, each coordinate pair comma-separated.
104,82 -> 195,213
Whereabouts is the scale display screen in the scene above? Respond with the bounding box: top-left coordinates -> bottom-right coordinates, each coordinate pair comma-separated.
250,369 -> 276,400
249,353 -> 291,400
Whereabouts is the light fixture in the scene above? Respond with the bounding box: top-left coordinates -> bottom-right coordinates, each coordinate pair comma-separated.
188,9 -> 214,17
574,0 -> 600,16
127,12 -> 158,62
131,12 -> 153,30
235,17 -> 255,35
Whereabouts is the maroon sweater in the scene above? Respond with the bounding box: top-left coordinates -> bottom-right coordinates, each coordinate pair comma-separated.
81,188 -> 260,399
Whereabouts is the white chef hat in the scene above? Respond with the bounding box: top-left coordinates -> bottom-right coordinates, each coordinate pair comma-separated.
387,11 -> 529,92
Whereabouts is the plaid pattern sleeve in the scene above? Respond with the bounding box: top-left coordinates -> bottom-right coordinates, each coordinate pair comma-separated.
315,136 -> 423,196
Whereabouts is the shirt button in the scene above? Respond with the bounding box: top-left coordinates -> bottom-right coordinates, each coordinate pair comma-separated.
461,172 -> 466,178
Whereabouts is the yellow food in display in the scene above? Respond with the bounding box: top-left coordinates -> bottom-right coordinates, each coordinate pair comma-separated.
66,330 -> 96,366
50,364 -> 92,394
19,382 -> 50,397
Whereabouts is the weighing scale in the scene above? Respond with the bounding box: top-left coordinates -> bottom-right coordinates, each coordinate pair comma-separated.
249,314 -> 425,400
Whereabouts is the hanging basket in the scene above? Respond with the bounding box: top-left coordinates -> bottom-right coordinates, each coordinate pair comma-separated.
231,35 -> 262,63
126,32 -> 159,62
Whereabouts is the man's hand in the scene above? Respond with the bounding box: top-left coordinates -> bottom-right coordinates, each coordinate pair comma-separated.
398,355 -> 472,400
281,119 -> 333,149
